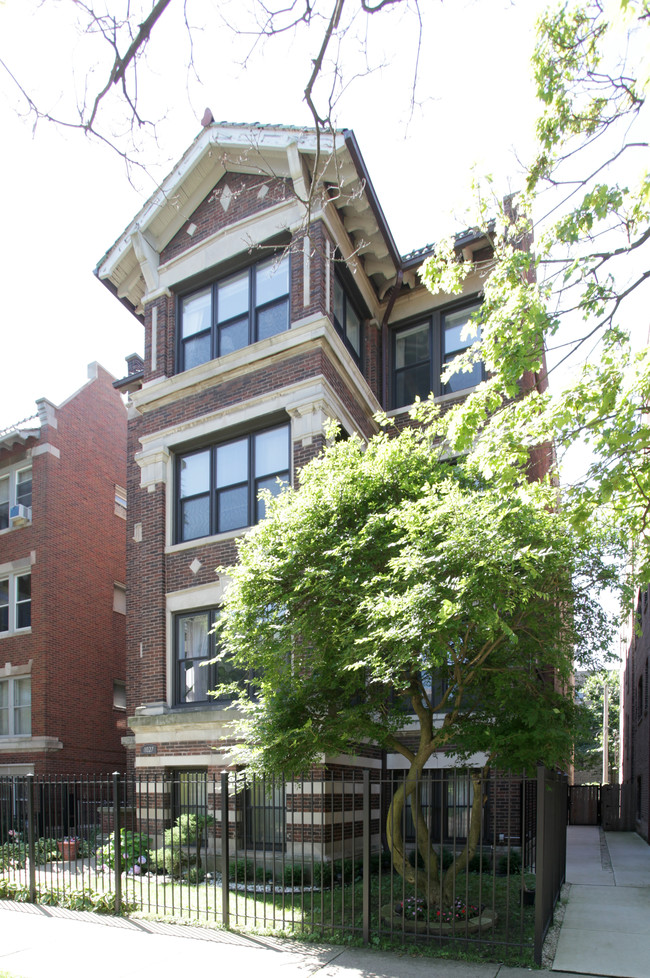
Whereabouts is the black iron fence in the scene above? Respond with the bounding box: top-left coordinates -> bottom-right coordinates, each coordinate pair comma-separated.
0,767 -> 566,966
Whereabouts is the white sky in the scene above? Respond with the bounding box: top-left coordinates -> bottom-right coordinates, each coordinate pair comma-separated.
0,0 -> 549,424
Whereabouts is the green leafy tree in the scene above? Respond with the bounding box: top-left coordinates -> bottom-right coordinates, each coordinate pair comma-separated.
420,0 -> 650,593
574,669 -> 620,781
217,419 -> 616,910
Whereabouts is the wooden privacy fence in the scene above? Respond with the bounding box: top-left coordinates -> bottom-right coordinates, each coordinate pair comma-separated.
568,784 -> 634,829
0,767 -> 567,966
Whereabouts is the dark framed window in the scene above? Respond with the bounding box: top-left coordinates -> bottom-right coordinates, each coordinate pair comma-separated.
178,255 -> 290,372
176,423 -> 290,543
174,608 -> 248,706
333,274 -> 363,361
245,775 -> 285,850
392,300 -> 482,409
402,770 -> 478,845
173,769 -> 208,819
638,676 -> 644,724
0,573 -> 31,633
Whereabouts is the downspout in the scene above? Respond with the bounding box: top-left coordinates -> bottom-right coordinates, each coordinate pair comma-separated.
381,269 -> 403,409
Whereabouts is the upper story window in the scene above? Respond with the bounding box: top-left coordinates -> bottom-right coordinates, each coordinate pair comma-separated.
333,275 -> 362,361
0,466 -> 32,531
392,300 -> 482,410
178,255 -> 290,372
175,609 -> 247,706
0,677 -> 31,736
0,573 -> 31,634
176,423 -> 290,543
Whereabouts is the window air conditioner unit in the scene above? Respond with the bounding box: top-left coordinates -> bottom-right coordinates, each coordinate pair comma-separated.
9,504 -> 32,527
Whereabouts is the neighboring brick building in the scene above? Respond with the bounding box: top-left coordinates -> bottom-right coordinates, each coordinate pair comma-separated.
0,364 -> 127,778
621,585 -> 650,839
97,122 -> 540,857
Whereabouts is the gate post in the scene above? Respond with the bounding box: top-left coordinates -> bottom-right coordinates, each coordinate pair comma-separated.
362,770 -> 371,945
534,765 -> 546,966
26,775 -> 36,903
112,772 -> 122,915
221,772 -> 230,928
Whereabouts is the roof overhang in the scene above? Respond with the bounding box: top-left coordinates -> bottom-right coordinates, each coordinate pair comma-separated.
0,427 -> 40,452
95,123 -> 403,316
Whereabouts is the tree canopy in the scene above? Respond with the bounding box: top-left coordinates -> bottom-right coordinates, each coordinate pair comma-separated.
216,417 -> 616,905
421,0 -> 650,596
574,669 -> 620,782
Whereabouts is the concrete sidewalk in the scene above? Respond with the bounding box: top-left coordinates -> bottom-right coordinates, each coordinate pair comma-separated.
0,899 -> 589,978
553,826 -> 650,978
5,828 -> 650,978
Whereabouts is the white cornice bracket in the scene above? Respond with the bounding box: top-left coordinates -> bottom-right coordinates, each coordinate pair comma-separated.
135,446 -> 170,491
286,141 -> 309,209
131,230 -> 160,295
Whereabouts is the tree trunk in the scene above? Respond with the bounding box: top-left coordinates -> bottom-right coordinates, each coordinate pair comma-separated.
385,765 -> 487,910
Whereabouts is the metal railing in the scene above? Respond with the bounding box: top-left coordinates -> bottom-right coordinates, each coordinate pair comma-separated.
0,767 -> 566,965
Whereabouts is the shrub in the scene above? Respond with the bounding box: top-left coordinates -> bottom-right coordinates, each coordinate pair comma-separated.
149,813 -> 214,880
229,858 -> 254,882
282,863 -> 305,887
150,832 -> 192,878
96,829 -> 152,874
186,867 -> 206,884
369,850 -> 393,874
0,879 -> 137,915
468,851 -> 492,874
255,864 -> 273,884
0,840 -> 28,870
33,838 -> 59,866
311,862 -> 327,887
408,847 -> 454,872
497,850 -> 522,876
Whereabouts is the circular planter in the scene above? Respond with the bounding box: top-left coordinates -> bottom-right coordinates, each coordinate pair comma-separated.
381,903 -> 498,935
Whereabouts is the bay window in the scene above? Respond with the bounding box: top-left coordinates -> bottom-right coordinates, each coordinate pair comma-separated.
175,609 -> 246,706
333,275 -> 363,360
178,255 -> 290,372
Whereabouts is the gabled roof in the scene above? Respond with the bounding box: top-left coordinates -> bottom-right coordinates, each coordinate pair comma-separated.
95,123 -> 406,315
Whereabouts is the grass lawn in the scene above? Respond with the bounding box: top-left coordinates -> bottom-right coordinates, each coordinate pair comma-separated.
10,857 -> 535,967
117,868 -> 535,966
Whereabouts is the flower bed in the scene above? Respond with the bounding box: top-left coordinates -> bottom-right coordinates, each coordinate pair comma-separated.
382,898 -> 498,935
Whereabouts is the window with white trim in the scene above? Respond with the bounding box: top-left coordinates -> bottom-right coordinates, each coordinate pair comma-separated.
113,584 -> 126,615
113,681 -> 126,710
178,255 -> 290,373
176,423 -> 290,543
0,677 -> 31,736
0,573 -> 31,634
174,608 -> 249,706
0,466 -> 32,531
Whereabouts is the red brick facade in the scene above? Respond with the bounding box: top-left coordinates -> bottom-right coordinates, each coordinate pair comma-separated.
622,585 -> 650,839
0,365 -> 127,775
99,124 -> 540,855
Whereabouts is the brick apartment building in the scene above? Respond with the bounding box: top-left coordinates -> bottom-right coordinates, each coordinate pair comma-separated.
0,364 -> 127,779
621,585 -> 650,840
97,122 -> 542,856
